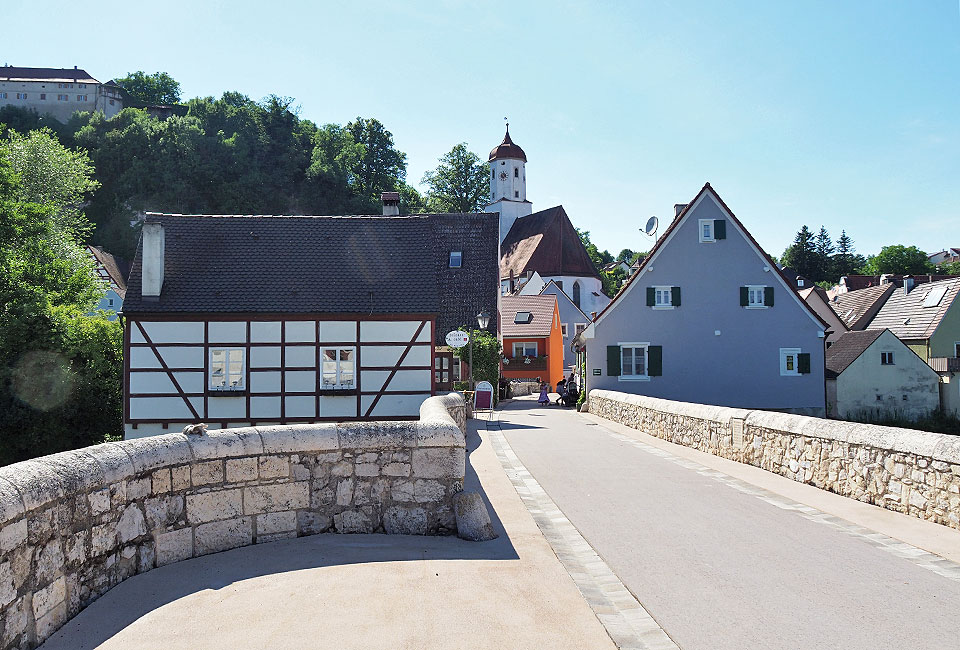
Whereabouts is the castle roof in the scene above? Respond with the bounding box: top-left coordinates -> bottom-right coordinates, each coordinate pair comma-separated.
488,125 -> 527,162
499,205 -> 599,281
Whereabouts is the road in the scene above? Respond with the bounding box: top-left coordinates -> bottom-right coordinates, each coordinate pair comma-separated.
491,398 -> 960,650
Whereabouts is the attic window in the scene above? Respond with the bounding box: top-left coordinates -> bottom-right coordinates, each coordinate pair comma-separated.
514,311 -> 533,324
923,286 -> 947,308
449,251 -> 462,268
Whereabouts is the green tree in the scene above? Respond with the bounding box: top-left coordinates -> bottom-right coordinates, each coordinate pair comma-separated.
452,328 -> 501,398
577,228 -> 620,296
422,143 -> 490,213
813,226 -> 834,282
345,117 -> 407,206
616,248 -> 636,263
116,71 -> 182,105
861,245 -> 933,275
936,261 -> 960,275
833,230 -> 864,279
781,225 -> 817,279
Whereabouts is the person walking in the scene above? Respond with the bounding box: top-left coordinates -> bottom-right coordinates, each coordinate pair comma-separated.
554,378 -> 567,406
537,382 -> 550,406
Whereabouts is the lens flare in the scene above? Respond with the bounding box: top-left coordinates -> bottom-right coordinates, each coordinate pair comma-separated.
10,350 -> 75,412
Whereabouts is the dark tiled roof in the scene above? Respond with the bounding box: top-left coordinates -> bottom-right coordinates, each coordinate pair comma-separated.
0,66 -> 98,83
123,213 -> 499,330
87,245 -> 130,298
488,125 -> 527,162
500,295 -> 557,337
500,205 -> 599,280
840,274 -> 960,291
831,284 -> 894,329
825,329 -> 884,377
866,277 -> 960,340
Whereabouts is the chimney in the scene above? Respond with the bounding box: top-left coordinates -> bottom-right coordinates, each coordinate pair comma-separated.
381,191 -> 400,216
880,274 -> 893,286
903,276 -> 915,295
674,204 -> 687,218
141,221 -> 165,299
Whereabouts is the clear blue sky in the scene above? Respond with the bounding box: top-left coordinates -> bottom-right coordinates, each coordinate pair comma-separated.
6,1 -> 959,259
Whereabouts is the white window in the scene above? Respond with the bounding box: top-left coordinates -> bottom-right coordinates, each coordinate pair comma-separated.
0,93 -> 7,99
881,352 -> 894,365
747,285 -> 767,308
780,348 -> 801,376
76,94 -> 88,101
575,323 -> 587,336
449,251 -> 462,268
654,286 -> 673,308
321,347 -> 355,389
620,344 -> 648,380
561,323 -> 569,338
210,348 -> 245,390
16,93 -> 27,100
58,94 -> 68,101
699,219 -> 715,243
797,278 -> 805,288
513,342 -> 537,357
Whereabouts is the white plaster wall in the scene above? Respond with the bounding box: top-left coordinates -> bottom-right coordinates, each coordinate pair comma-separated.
251,396 -> 281,419
208,396 -> 246,419
362,345 -> 431,367
319,395 -> 356,417
251,321 -> 282,342
361,369 -> 431,393
135,321 -> 204,344
318,321 -> 356,341
285,321 -> 316,342
0,79 -> 108,123
129,397 -> 196,420
361,321 -> 427,342
250,371 -> 281,393
284,371 -> 316,392
285,396 -> 315,417
362,394 -> 430,417
543,275 -> 610,316
209,321 -> 246,343
250,347 -> 281,368
130,373 -> 176,394
284,346 -> 315,367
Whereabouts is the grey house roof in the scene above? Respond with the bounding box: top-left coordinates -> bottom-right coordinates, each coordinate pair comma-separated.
825,329 -> 884,378
123,213 -> 499,335
866,277 -> 960,340
832,284 -> 894,329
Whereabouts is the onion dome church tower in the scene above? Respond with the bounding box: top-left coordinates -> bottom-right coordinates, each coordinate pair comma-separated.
486,124 -> 533,243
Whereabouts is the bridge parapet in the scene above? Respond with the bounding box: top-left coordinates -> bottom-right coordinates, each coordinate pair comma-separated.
0,394 -> 466,649
589,389 -> 960,530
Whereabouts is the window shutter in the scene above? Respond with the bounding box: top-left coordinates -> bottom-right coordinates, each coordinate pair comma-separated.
764,286 -> 775,306
607,346 -> 621,376
671,286 -> 681,307
648,346 -> 663,376
798,352 -> 811,374
646,287 -> 655,307
740,286 -> 749,307
714,220 -> 726,239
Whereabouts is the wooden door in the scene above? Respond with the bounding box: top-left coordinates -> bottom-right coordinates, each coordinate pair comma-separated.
435,351 -> 454,391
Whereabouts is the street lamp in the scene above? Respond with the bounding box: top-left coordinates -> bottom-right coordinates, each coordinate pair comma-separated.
470,311 -> 491,391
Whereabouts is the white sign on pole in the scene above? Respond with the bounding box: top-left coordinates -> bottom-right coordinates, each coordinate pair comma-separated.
445,330 -> 469,348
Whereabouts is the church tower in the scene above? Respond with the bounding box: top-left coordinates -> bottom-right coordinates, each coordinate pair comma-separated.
486,124 -> 533,242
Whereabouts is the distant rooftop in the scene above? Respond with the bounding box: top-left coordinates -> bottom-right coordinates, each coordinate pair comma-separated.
0,65 -> 99,84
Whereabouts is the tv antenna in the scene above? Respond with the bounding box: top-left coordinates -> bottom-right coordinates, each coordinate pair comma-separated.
640,216 -> 658,240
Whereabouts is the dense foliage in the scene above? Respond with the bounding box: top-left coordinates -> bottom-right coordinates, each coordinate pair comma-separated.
115,71 -> 182,105
452,328 -> 502,397
860,245 -> 933,276
577,228 -> 641,297
421,143 -> 490,213
780,225 -> 867,284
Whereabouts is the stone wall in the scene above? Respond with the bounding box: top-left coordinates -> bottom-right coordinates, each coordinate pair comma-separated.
509,380 -> 538,397
0,394 -> 466,649
589,389 -> 960,530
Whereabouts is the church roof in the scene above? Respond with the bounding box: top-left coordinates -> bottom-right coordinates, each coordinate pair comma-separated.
499,205 -> 600,281
488,125 -> 527,162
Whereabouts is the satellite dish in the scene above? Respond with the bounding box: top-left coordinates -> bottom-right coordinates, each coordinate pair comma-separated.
641,216 -> 658,238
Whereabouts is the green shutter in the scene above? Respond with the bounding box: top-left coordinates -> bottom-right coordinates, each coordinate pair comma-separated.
646,287 -> 655,307
798,352 -> 811,374
671,286 -> 681,307
714,220 -> 726,239
648,345 -> 662,376
607,346 -> 621,376
764,286 -> 775,307
740,286 -> 749,306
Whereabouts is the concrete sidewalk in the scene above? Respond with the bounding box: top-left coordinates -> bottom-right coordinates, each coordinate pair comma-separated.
41,419 -> 615,650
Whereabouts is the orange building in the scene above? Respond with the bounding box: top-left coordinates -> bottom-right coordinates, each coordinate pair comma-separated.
500,294 -> 565,389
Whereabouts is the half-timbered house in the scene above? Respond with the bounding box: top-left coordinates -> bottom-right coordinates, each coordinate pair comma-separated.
121,209 -> 498,438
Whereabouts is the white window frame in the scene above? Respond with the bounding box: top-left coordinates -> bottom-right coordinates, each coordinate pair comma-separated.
452,355 -> 462,381
16,93 -> 27,100
512,341 -> 537,357
321,346 -> 356,390
780,348 -> 801,377
653,286 -> 674,310
699,219 -> 715,243
561,323 -> 569,338
0,93 -> 7,99
210,347 -> 245,390
747,285 -> 768,309
619,342 -> 650,381
449,250 -> 462,268
881,352 -> 894,365
575,323 -> 587,336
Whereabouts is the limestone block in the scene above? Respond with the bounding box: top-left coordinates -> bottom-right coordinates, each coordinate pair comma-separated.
297,511 -> 332,535
91,522 -> 116,556
2,596 -> 26,647
227,458 -> 258,483
382,463 -> 411,477
191,460 -> 224,486
0,561 -> 15,608
117,504 -> 147,543
0,460 -> 65,513
35,601 -> 67,643
186,489 -> 243,524
412,447 -> 465,480
330,461 -> 354,477
195,517 -> 253,555
291,463 -> 310,481
257,511 -> 296,535
356,452 -> 379,463
391,480 -> 415,502
333,510 -> 373,533
138,541 -> 156,573
336,478 -> 355,506
416,422 -> 465,448
383,505 -> 427,535
188,426 -> 263,460
152,468 -> 172,495
355,463 -> 379,477
87,488 -> 110,518
145,495 -> 184,530
171,466 -> 191,491
127,477 -> 151,500
453,492 -> 498,541
121,434 -> 192,474
84,442 -> 135,485
338,421 -> 417,450
0,477 -> 24,526
35,538 -> 64,583
311,486 -> 335,509
155,528 -> 193,566
0,519 -> 27,554
414,480 -> 446,504
33,574 -> 66,619
65,531 -> 87,565
257,423 -> 338,454
244,482 -> 309,515
109,481 -> 127,509
258,455 -> 290,479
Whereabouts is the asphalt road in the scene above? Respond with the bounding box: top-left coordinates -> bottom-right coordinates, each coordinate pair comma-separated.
496,399 -> 960,650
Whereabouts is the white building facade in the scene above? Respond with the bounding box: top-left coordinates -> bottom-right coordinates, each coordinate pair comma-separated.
0,66 -> 123,123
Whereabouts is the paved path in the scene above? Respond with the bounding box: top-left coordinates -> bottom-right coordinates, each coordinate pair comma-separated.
491,397 -> 960,650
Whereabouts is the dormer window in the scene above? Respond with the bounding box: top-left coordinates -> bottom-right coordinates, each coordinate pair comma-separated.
514,311 -> 533,324
449,251 -> 462,268
797,278 -> 805,287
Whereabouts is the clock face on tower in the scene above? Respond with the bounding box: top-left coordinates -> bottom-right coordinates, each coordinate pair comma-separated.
499,171 -> 508,181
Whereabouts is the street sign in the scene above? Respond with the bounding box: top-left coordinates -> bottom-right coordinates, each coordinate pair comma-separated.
474,380 -> 494,409
445,330 -> 469,348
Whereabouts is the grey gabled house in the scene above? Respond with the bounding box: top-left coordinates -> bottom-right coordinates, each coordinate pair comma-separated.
575,183 -> 828,415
